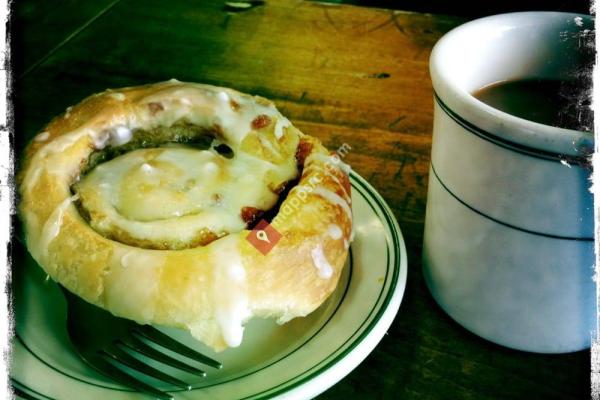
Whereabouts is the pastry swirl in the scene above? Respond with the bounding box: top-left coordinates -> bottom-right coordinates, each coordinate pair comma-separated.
18,80 -> 352,351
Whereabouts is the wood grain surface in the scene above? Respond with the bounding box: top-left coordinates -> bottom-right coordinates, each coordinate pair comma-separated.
11,1 -> 590,399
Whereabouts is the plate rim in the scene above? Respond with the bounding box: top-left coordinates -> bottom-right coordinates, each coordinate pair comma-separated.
11,170 -> 408,400
255,171 -> 408,400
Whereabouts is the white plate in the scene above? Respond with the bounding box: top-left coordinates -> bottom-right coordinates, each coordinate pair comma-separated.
11,171 -> 407,400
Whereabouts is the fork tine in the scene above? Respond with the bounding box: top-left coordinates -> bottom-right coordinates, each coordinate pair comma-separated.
92,355 -> 174,400
103,346 -> 192,390
119,337 -> 207,376
135,326 -> 222,369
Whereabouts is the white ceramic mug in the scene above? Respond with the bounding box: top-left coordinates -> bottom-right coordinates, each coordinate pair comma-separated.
424,12 -> 595,353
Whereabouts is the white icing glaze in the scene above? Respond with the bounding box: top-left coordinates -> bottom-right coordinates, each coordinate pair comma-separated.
211,236 -> 251,347
309,153 -> 352,174
140,163 -> 154,173
118,249 -> 165,275
92,131 -> 110,149
75,146 -> 292,246
312,187 -> 353,221
273,116 -> 290,140
27,82 -> 295,193
27,81 -> 300,248
311,244 -> 334,279
308,153 -> 336,166
217,91 -> 229,103
327,224 -> 343,240
120,251 -> 135,268
64,106 -> 73,119
109,92 -> 126,101
110,125 -> 132,146
344,239 -> 349,249
336,159 -> 352,174
127,82 -> 288,149
307,163 -> 351,202
258,134 -> 279,155
39,194 -> 79,258
228,263 -> 246,281
24,167 -> 43,194
203,161 -> 219,175
34,131 -> 50,142
37,131 -> 82,159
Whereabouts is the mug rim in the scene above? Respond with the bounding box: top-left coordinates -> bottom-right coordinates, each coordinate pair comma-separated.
430,11 -> 594,160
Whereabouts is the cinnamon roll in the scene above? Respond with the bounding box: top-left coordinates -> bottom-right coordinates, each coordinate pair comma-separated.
18,80 -> 352,351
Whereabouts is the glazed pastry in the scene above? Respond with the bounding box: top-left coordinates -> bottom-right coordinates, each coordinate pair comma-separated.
18,80 -> 352,351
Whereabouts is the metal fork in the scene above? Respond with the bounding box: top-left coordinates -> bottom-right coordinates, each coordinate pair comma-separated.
60,286 -> 222,400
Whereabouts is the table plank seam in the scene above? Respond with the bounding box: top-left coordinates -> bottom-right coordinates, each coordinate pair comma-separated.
17,0 -> 123,80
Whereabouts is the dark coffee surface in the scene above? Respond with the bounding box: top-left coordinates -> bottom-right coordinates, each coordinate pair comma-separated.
473,79 -> 593,132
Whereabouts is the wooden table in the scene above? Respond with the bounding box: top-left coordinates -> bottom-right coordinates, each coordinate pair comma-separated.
12,1 -> 590,398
